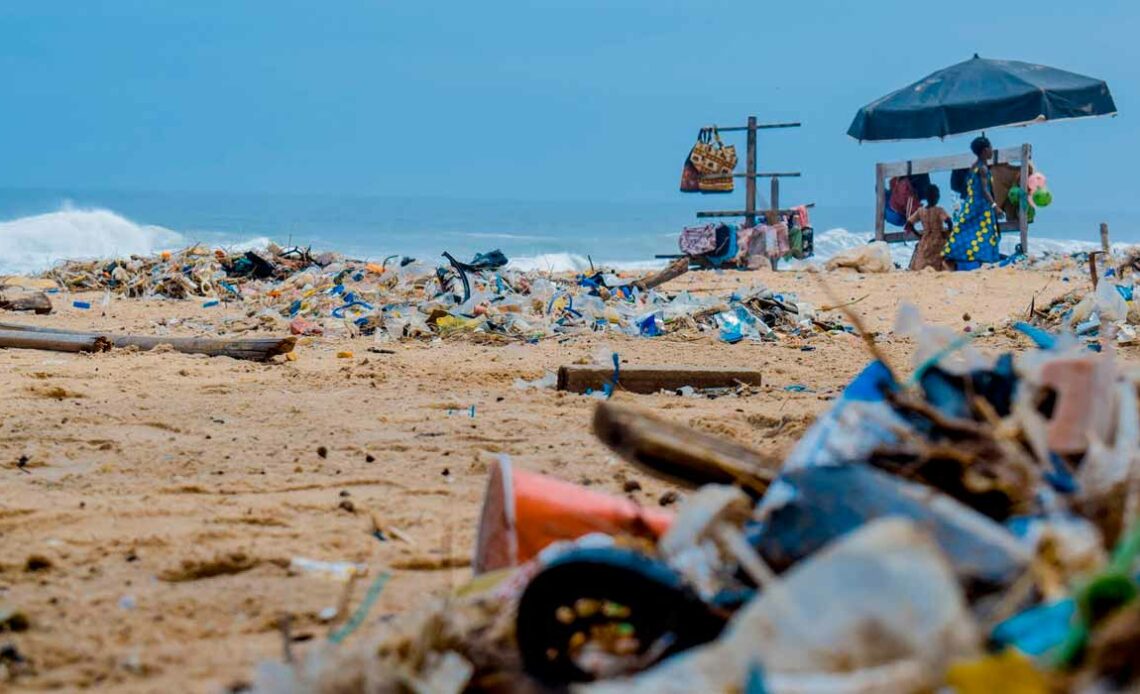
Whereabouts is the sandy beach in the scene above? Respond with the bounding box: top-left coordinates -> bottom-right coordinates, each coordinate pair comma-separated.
0,261 -> 1113,692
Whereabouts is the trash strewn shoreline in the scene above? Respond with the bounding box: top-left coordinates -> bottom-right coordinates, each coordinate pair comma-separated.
3,253 -> 1140,691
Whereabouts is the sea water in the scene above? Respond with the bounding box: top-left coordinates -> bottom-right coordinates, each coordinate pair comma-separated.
0,188 -> 1133,275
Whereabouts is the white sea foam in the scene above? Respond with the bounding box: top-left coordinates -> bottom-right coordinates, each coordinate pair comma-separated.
0,206 -> 184,274
507,252 -> 666,273
1,205 -> 1127,277
805,227 -> 1131,268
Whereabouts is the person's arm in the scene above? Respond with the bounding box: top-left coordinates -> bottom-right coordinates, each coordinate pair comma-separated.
978,164 -> 1000,213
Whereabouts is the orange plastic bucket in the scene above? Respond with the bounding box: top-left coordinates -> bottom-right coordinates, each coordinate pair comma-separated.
473,457 -> 673,574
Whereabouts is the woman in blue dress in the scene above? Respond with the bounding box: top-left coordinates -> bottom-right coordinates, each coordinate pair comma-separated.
943,136 -> 1003,270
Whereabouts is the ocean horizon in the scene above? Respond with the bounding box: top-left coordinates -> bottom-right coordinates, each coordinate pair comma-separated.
0,187 -> 1133,275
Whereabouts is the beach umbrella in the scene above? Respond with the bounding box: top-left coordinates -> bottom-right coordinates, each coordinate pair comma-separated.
847,55 -> 1117,142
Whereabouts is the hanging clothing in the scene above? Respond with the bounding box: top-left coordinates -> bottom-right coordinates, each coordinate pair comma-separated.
679,224 -> 717,255
943,165 -> 1000,265
907,206 -> 950,271
887,177 -> 924,231
793,205 -> 811,229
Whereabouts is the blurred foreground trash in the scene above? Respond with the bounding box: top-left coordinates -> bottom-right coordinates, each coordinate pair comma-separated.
473,456 -> 672,574
252,306 -> 1140,693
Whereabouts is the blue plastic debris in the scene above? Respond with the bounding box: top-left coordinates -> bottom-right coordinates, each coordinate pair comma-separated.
1012,322 -> 1057,350
991,599 -> 1075,657
638,313 -> 664,337
72,301 -> 91,310
751,464 -> 1030,590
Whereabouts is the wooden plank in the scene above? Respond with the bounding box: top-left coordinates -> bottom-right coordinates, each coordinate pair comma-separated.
874,163 -> 886,238
884,224 -> 1020,244
878,146 -> 1026,178
0,322 -> 295,361
1101,222 -> 1111,256
697,172 -> 800,179
713,121 -> 801,132
592,402 -> 777,495
0,329 -> 111,353
0,289 -> 52,315
557,364 -> 762,395
1020,143 -> 1032,253
696,204 -> 814,219
745,115 -> 757,229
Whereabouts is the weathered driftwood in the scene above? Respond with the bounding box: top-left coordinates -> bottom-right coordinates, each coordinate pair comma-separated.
592,401 -> 778,495
557,364 -> 762,395
0,289 -> 52,315
0,322 -> 296,361
0,329 -> 111,353
633,256 -> 690,291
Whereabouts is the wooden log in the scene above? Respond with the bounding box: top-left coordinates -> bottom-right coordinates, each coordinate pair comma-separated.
0,322 -> 295,361
0,289 -> 52,315
0,329 -> 111,353
633,257 -> 689,291
1101,222 -> 1111,256
558,364 -> 762,395
592,401 -> 778,495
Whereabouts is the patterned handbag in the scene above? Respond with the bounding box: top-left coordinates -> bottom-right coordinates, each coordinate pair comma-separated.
679,129 -> 708,192
690,127 -> 736,193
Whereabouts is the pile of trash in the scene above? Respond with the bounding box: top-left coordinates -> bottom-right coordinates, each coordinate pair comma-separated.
1022,250 -> 1140,348
251,307 -> 1140,693
44,245 -> 840,344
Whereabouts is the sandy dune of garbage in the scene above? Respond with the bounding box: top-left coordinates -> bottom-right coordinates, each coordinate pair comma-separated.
0,263 -> 1115,691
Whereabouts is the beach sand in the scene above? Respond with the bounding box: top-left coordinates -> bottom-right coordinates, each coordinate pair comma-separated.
0,263 -> 1108,691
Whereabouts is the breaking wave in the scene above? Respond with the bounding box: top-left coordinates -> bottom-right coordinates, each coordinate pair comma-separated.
0,206 -> 184,274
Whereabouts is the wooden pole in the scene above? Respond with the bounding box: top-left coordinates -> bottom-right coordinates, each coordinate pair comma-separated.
745,116 -> 757,228
1019,143 -> 1032,254
874,163 -> 886,240
1100,222 -> 1111,257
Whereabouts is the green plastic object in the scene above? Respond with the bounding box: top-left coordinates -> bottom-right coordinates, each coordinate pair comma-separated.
1007,185 -> 1024,205
1033,188 -> 1053,208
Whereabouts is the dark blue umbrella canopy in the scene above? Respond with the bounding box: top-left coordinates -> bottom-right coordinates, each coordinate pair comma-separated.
848,55 -> 1117,142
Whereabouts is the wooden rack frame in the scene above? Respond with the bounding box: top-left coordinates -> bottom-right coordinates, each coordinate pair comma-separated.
874,143 -> 1033,252
696,116 -> 808,228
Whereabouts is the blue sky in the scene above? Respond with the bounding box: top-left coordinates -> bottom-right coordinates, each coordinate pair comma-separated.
0,1 -> 1134,211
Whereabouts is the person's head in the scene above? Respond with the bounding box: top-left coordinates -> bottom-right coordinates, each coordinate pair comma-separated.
971,136 -> 993,160
925,184 -> 941,207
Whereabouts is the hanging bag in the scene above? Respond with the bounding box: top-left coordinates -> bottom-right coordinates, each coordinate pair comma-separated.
679,129 -> 708,193
690,127 -> 736,193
